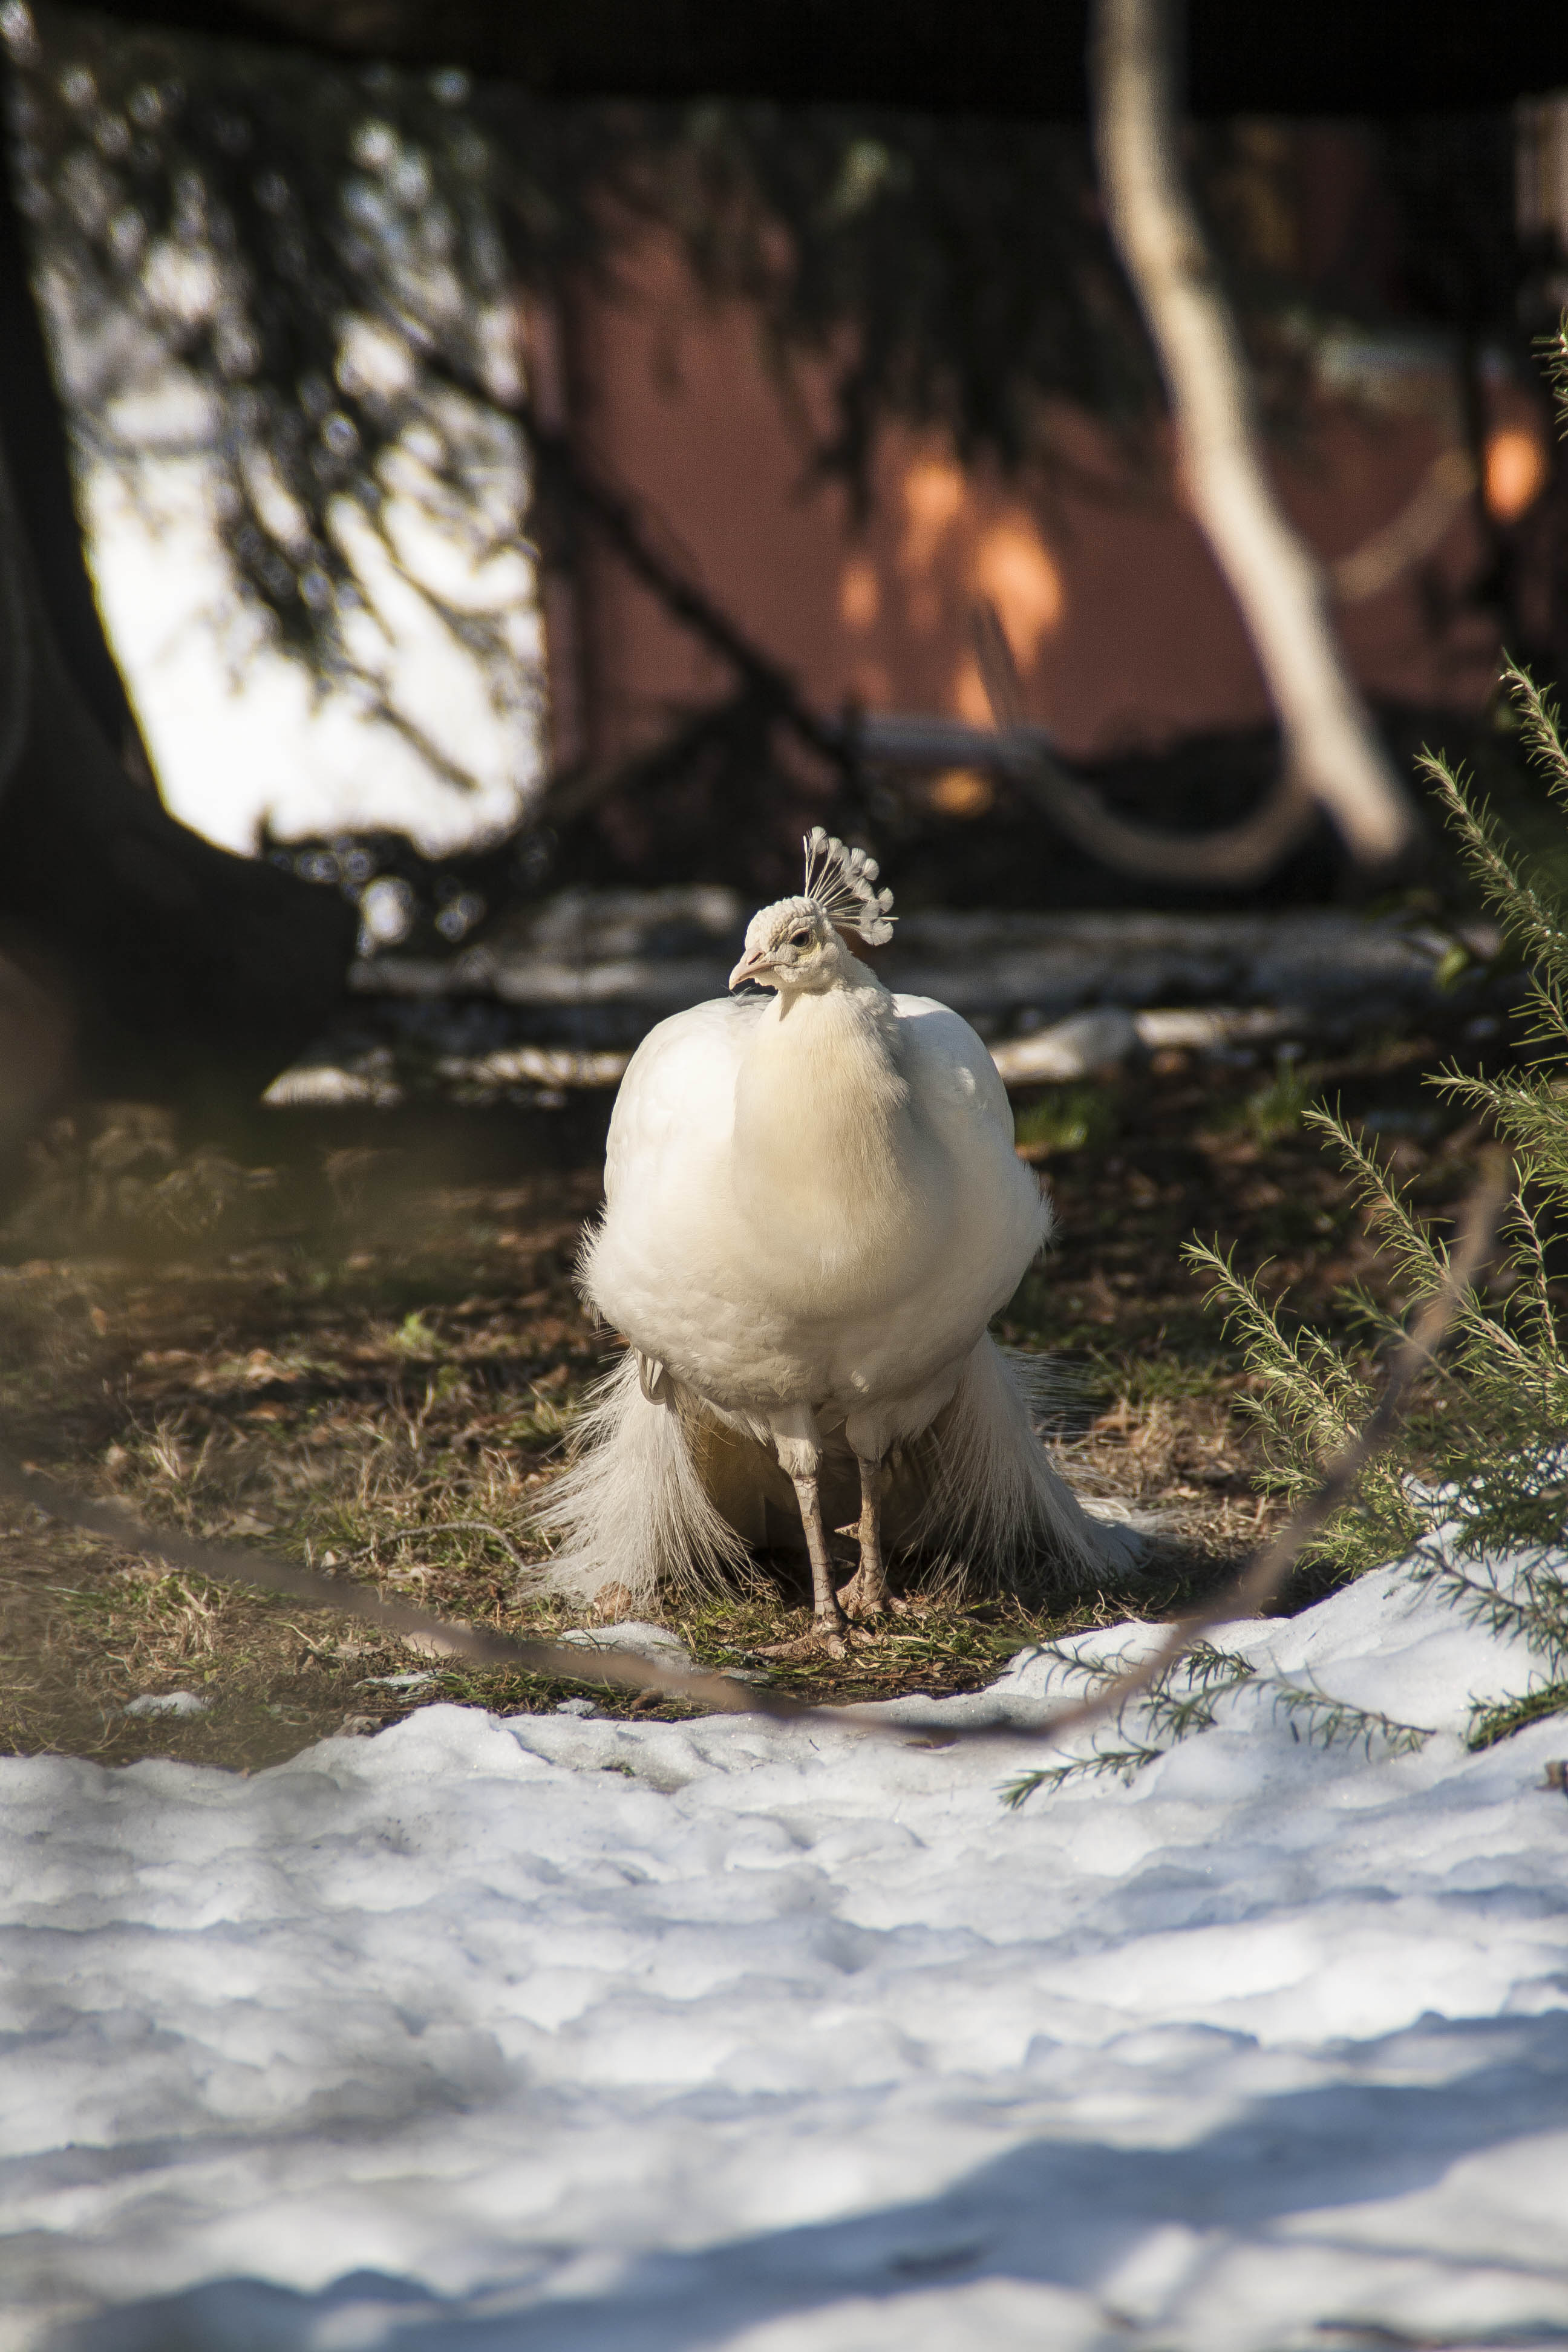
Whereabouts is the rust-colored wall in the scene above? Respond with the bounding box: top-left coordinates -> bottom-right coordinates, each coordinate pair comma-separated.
560,231 -> 1541,771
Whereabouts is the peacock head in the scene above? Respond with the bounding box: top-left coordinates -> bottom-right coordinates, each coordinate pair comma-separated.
728,895 -> 837,993
728,831 -> 896,995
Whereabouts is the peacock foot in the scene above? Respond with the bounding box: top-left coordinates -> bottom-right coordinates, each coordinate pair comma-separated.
834,1571 -> 911,1624
834,1570 -> 881,1620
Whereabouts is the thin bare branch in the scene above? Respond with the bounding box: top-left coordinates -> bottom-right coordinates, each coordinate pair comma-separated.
1330,449 -> 1476,607
417,348 -> 852,782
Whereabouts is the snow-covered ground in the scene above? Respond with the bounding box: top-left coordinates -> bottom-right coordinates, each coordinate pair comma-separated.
4,1564 -> 1567,2351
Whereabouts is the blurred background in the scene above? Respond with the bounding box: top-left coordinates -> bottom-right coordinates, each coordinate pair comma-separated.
3,0 -> 1568,1145
3,0 -> 1568,1105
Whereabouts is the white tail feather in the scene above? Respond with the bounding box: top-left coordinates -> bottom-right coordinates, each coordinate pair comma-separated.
909,1335 -> 1124,1592
535,1336 -> 1134,1606
534,1351 -> 753,1607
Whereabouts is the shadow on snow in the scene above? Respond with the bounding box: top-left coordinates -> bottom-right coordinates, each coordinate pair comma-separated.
47,2009 -> 1568,2350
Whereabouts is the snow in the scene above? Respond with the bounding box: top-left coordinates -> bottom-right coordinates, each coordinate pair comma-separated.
120,1691 -> 209,1720
556,1621 -> 698,1671
3,1564 -> 1567,2351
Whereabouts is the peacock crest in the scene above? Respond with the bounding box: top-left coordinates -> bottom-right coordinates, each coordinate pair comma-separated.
802,828 -> 897,946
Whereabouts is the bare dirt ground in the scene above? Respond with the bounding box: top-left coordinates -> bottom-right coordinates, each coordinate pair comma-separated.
0,1017 -> 1506,1769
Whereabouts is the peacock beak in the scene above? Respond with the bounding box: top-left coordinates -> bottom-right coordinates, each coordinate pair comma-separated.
728,946 -> 774,991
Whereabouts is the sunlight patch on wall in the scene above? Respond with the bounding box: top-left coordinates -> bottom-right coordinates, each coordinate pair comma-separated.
838,554 -> 881,630
1485,426 -> 1548,523
926,766 -> 996,818
898,454 -> 967,578
951,650 -> 995,730
971,514 -> 1063,668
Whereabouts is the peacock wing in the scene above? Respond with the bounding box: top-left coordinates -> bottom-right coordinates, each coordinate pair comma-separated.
603,993 -> 765,1206
889,994 -> 1018,1143
890,990 -> 1051,1289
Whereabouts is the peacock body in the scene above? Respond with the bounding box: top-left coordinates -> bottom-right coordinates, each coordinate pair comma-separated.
541,833 -> 1122,1645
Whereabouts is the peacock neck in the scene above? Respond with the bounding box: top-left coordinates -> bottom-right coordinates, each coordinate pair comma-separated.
729,977 -> 940,1290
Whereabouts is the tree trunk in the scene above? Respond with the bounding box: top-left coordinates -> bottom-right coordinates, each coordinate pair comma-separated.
1091,0 -> 1420,869
0,129 -> 356,1111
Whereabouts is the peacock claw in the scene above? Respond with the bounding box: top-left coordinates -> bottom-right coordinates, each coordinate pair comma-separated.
835,1572 -> 909,1622
836,1587 -> 882,1623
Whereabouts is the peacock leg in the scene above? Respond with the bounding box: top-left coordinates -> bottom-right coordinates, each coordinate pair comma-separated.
837,1456 -> 890,1619
786,1467 -> 849,1653
759,1416 -> 848,1655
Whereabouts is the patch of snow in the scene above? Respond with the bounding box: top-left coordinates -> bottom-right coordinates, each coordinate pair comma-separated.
436,1044 -> 632,1093
997,1563 -> 1530,1737
262,1047 -> 405,1111
119,1690 -> 209,1720
557,1620 -> 695,1669
3,1561 -> 1567,2350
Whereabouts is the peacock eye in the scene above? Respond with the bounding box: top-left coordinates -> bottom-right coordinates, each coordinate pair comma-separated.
789,928 -> 811,947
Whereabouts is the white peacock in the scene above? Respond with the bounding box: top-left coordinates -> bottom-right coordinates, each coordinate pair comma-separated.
541,830 -> 1129,1653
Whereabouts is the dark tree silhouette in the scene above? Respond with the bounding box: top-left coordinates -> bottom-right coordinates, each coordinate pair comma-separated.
0,143 -> 356,1108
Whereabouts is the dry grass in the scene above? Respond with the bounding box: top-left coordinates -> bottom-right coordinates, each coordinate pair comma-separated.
0,1021 -> 1504,1768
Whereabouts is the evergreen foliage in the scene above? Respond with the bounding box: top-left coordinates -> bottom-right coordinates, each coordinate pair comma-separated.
1001,1635 -> 1435,1809
0,4 -> 1155,734
1185,472 -> 1568,1728
627,105 -> 1152,494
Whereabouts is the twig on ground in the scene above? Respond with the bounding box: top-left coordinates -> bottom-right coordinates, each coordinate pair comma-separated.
1005,1152 -> 1508,1751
